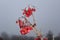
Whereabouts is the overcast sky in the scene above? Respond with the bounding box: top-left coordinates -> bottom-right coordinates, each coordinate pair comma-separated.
0,0 -> 60,36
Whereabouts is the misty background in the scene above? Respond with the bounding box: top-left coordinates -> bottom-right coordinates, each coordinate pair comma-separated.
0,0 -> 60,37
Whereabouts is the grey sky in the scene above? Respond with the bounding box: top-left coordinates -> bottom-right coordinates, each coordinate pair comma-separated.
0,0 -> 60,36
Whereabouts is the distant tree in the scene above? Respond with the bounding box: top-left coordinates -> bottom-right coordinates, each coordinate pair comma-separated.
18,36 -> 22,40
28,36 -> 34,40
55,33 -> 60,40
58,33 -> 60,37
1,32 -> 10,40
19,35 -> 34,40
46,30 -> 53,40
0,37 -> 3,40
11,35 -> 19,40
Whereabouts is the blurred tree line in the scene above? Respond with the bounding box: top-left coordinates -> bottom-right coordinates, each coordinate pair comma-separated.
0,30 -> 60,40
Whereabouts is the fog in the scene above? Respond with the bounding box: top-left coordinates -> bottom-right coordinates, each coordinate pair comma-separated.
0,0 -> 60,36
